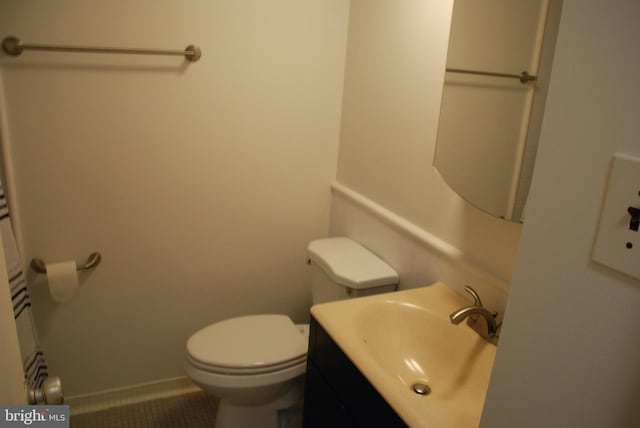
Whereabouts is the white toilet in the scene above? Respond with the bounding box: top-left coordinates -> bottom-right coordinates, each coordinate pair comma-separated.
184,237 -> 398,428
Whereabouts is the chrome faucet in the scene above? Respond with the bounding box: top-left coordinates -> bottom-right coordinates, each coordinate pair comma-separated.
449,285 -> 500,344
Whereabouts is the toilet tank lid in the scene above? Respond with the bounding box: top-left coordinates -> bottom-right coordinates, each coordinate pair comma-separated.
307,237 -> 398,289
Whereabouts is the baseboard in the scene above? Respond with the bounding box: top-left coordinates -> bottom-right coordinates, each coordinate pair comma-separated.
66,376 -> 201,415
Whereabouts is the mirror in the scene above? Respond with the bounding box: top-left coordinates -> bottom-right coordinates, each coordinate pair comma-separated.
434,0 -> 562,222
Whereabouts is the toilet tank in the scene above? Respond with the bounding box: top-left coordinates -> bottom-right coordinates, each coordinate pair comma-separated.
307,237 -> 398,304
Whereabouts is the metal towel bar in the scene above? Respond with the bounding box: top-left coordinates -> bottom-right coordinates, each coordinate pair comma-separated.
2,36 -> 201,62
31,252 -> 102,274
446,68 -> 536,84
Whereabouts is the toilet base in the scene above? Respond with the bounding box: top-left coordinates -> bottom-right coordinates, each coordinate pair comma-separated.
214,377 -> 304,428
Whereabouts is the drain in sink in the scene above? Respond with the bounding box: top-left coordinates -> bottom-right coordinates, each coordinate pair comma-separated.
411,382 -> 431,396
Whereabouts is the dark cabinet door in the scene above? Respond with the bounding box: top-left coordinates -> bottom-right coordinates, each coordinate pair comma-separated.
302,360 -> 354,428
303,317 -> 407,428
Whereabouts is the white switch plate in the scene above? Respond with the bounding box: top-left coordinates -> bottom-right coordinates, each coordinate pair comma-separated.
592,153 -> 640,279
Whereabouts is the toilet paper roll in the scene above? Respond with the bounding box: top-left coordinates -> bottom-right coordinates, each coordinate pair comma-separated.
46,261 -> 79,303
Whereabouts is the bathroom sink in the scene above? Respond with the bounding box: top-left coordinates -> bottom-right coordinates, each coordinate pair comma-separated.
310,282 -> 497,427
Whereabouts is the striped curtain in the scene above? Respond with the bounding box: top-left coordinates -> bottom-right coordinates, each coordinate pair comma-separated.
0,180 -> 48,390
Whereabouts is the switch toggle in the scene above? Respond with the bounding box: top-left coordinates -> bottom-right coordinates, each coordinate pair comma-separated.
592,153 -> 640,280
629,206 -> 640,231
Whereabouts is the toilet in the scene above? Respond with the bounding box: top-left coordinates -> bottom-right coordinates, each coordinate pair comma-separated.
184,237 -> 398,428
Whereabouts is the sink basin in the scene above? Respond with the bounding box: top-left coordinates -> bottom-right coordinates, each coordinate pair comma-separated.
356,300 -> 494,397
310,282 -> 497,427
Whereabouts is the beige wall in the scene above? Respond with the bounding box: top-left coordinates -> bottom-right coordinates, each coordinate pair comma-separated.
5,2 -> 636,422
482,0 -> 640,426
0,0 -> 349,395
336,0 -> 522,284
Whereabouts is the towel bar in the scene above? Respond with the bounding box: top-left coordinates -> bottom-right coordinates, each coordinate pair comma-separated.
30,252 -> 102,274
2,36 -> 202,62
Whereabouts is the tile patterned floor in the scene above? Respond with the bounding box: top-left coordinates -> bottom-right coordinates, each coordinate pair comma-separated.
70,391 -> 218,428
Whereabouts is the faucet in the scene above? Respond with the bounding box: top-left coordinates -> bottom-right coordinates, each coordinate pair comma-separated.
449,285 -> 500,344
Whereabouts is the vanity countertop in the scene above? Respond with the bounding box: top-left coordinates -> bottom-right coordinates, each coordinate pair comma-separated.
310,282 -> 497,427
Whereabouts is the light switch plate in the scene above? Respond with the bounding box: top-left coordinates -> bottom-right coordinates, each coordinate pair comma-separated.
592,153 -> 640,279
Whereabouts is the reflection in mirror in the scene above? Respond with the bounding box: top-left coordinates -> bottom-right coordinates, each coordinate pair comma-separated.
434,0 -> 562,222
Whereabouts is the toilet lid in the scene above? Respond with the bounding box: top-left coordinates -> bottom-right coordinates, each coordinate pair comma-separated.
186,314 -> 307,370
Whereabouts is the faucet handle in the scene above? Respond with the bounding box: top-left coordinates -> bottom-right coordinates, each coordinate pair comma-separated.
463,285 -> 483,307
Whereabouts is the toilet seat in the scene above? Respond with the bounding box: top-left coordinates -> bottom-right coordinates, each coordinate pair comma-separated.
186,314 -> 308,376
186,353 -> 307,375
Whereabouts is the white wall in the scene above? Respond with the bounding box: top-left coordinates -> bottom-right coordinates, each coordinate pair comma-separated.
0,0 -> 349,396
335,0 -> 523,285
481,0 -> 640,426
330,183 -> 510,318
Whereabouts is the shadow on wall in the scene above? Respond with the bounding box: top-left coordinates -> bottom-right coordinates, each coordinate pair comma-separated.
26,266 -> 99,338
0,58 -> 192,74
458,200 -> 522,284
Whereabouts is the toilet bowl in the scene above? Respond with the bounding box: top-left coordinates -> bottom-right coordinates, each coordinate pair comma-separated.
185,315 -> 308,428
184,237 -> 398,428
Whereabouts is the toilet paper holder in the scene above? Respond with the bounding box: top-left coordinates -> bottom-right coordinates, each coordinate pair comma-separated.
30,251 -> 102,274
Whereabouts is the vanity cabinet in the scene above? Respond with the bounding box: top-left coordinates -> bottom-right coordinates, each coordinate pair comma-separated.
302,316 -> 407,428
